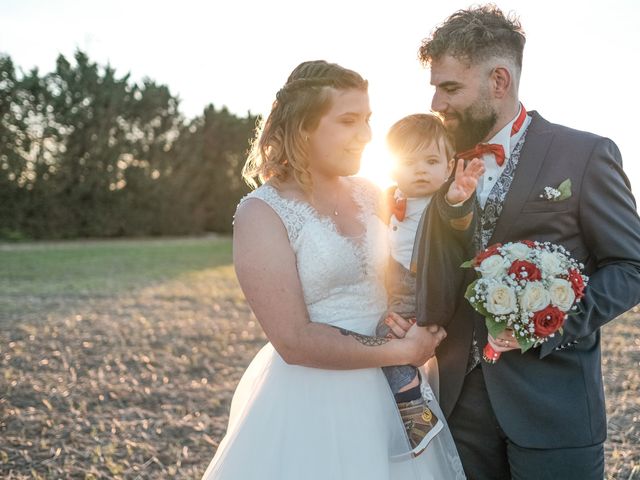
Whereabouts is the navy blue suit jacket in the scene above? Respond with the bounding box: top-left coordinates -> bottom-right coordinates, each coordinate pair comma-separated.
416,111 -> 640,448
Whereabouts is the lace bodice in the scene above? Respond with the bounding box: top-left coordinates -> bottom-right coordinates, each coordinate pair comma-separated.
238,178 -> 388,335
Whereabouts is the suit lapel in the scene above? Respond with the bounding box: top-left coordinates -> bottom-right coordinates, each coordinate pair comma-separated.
488,111 -> 554,244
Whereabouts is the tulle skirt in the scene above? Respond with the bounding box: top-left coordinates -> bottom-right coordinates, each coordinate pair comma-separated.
203,343 -> 465,479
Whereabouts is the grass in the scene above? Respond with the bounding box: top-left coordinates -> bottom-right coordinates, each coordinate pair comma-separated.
0,236 -> 232,298
0,237 -> 638,479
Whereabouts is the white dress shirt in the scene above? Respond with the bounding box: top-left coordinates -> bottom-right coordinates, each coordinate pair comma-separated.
475,106 -> 531,208
389,191 -> 432,271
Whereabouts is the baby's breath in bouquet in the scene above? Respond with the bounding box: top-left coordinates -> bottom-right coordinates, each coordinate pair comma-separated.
463,240 -> 588,363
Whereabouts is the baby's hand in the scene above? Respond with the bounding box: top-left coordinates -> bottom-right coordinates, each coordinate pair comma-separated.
446,158 -> 485,205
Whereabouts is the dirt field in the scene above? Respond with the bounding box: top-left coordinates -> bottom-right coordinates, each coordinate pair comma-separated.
1,237 -> 638,479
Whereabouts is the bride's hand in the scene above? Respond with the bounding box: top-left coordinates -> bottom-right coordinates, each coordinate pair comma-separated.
403,322 -> 447,367
383,312 -> 414,338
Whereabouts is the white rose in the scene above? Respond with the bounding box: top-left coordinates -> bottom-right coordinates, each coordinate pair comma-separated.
485,283 -> 518,315
549,278 -> 576,311
519,281 -> 551,312
477,255 -> 511,279
539,251 -> 563,276
503,243 -> 532,261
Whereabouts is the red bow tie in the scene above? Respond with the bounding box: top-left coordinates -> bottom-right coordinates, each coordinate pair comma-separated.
455,104 -> 528,167
391,197 -> 407,221
386,188 -> 407,222
456,143 -> 506,166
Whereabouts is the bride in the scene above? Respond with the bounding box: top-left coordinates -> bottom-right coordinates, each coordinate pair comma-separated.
202,60 -> 465,479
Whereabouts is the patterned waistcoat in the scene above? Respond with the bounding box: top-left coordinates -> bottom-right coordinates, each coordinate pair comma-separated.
466,127 -> 530,372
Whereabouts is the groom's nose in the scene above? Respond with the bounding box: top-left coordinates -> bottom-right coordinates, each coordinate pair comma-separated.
431,90 -> 446,114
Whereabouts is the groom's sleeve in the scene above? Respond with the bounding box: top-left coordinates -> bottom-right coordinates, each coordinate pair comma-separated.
434,177 -> 477,237
415,183 -> 476,327
540,137 -> 640,357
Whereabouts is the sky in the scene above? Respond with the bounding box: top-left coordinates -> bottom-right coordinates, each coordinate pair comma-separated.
1,0 -> 639,192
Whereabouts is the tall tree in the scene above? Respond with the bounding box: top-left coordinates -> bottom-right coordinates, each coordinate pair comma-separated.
0,51 -> 257,239
0,56 -> 35,237
169,105 -> 257,233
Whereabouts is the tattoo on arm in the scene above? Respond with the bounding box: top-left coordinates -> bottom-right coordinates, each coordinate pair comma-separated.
335,327 -> 390,346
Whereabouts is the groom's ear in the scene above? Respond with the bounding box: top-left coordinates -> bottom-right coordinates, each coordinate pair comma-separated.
490,66 -> 512,99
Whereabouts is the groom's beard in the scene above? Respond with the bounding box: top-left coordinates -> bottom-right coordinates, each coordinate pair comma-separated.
448,107 -> 498,152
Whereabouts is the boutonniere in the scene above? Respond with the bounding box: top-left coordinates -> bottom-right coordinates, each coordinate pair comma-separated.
540,179 -> 572,201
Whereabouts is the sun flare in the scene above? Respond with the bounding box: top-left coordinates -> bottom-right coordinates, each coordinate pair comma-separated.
357,132 -> 394,190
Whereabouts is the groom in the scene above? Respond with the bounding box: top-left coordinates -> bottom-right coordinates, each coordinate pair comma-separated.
411,5 -> 640,479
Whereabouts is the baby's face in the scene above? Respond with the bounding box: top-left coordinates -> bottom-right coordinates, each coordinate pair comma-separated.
392,142 -> 453,198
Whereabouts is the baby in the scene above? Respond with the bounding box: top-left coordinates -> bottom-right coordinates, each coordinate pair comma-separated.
378,113 -> 454,456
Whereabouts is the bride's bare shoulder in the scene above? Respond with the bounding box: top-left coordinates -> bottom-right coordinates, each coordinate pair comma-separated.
234,181 -> 299,238
234,187 -> 280,229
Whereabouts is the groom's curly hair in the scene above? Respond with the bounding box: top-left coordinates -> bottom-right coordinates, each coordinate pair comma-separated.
419,5 -> 526,71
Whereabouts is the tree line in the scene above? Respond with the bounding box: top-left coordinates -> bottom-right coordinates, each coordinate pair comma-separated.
0,51 -> 257,239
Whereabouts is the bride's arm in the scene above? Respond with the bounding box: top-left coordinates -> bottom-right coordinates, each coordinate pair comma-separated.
233,198 -> 445,370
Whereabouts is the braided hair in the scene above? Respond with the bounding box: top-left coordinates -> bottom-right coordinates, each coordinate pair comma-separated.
243,60 -> 368,192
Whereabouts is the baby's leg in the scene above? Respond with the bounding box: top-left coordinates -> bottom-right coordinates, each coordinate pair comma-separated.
377,312 -> 420,395
398,372 -> 420,392
382,365 -> 419,395
375,312 -> 391,337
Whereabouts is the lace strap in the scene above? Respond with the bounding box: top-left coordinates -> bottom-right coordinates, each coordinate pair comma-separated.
350,177 -> 382,223
237,185 -> 311,244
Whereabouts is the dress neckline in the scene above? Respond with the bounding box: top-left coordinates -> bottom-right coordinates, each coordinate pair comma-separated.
261,179 -> 368,247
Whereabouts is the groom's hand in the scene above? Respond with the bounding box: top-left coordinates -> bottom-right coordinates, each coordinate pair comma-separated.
446,157 -> 485,205
487,329 -> 520,352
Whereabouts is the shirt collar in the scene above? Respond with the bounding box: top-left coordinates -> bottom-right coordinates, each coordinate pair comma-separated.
487,103 -> 531,158
395,188 -> 432,215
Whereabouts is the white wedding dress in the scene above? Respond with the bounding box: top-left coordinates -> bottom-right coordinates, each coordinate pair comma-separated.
202,179 -> 465,479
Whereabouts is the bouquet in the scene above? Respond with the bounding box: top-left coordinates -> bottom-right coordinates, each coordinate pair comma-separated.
463,240 -> 588,363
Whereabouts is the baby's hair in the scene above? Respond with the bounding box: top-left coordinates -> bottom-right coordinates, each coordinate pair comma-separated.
387,114 -> 454,161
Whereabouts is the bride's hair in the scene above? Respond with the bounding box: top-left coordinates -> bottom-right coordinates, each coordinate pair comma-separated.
242,60 -> 368,192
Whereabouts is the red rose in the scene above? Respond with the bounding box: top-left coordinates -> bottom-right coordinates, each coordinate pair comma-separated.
508,260 -> 542,281
473,243 -> 503,266
521,240 -> 537,248
533,305 -> 565,337
567,268 -> 586,299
